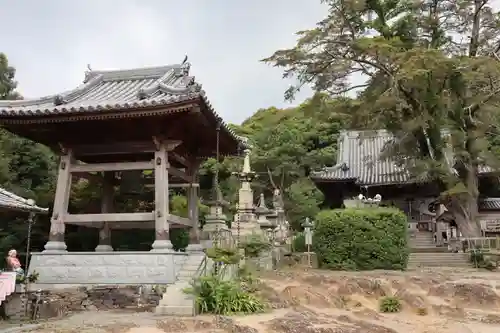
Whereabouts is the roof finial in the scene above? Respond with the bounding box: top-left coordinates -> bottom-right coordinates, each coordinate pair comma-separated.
181,55 -> 188,65
84,64 -> 93,83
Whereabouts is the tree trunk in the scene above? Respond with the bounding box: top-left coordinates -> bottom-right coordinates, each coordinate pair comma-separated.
450,205 -> 482,237
447,170 -> 482,238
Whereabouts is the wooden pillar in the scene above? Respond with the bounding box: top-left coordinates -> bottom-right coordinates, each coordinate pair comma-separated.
44,150 -> 73,252
95,171 -> 114,252
187,180 -> 202,251
151,142 -> 173,251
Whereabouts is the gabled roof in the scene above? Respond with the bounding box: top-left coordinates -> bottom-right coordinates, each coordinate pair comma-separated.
0,188 -> 48,214
0,59 -> 245,147
311,130 -> 492,186
0,60 -> 203,115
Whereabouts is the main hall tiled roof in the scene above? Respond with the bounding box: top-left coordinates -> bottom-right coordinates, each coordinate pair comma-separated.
311,130 -> 493,186
0,187 -> 48,213
479,197 -> 500,210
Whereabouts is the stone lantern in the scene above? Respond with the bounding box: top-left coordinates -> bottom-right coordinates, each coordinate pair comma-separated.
255,193 -> 271,229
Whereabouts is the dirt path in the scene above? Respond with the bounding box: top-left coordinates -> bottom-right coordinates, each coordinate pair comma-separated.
10,268 -> 500,333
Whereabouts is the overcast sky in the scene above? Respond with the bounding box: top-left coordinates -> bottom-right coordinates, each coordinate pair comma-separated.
1,0 -> 327,124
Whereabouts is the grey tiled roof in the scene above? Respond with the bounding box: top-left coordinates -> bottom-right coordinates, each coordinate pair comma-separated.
0,60 -> 245,146
310,130 -> 409,185
479,198 -> 500,210
0,188 -> 48,213
311,130 -> 493,185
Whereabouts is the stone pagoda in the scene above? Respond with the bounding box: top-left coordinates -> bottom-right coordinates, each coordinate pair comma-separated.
232,148 -> 261,236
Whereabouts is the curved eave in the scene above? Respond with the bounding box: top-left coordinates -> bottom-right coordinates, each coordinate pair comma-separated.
0,94 -> 198,118
0,188 -> 49,214
198,94 -> 249,150
310,176 -> 357,183
0,203 -> 49,214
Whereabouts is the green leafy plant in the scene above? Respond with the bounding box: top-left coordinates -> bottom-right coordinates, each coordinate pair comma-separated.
416,307 -> 428,316
469,248 -> 485,267
469,248 -> 497,270
184,275 -> 265,315
170,228 -> 189,252
379,296 -> 402,313
206,247 -> 241,265
240,235 -> 271,258
16,271 -> 39,284
313,208 -> 409,270
292,232 -> 307,253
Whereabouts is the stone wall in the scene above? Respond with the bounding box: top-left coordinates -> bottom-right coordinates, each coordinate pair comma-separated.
28,252 -> 184,286
4,286 -> 162,320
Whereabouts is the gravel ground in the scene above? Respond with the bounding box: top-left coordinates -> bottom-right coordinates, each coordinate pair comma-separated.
1,311 -> 160,333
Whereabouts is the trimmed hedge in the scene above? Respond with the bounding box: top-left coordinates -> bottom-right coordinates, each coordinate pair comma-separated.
313,208 -> 408,270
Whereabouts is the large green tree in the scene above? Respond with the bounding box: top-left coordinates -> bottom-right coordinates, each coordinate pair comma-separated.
201,94 -> 349,230
0,53 -> 57,259
264,0 -> 500,236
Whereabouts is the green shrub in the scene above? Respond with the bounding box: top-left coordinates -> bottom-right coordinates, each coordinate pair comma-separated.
469,248 -> 485,266
170,228 -> 189,251
469,249 -> 498,270
416,307 -> 428,316
292,232 -> 307,252
185,275 -> 265,315
206,247 -> 241,265
241,235 -> 271,258
379,296 -> 402,313
313,208 -> 408,270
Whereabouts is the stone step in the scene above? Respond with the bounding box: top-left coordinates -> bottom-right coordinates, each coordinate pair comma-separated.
409,253 -> 468,258
411,247 -> 448,253
408,263 -> 470,268
411,243 -> 436,247
408,252 -> 470,267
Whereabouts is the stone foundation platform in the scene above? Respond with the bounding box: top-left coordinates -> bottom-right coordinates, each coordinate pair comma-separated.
28,252 -> 188,289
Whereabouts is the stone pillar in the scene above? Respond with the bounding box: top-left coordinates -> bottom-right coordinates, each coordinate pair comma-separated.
151,143 -> 173,251
44,150 -> 73,252
186,183 -> 202,252
95,172 -> 114,252
202,204 -> 227,249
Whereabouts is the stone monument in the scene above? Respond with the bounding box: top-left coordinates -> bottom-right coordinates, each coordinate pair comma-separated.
232,149 -> 261,236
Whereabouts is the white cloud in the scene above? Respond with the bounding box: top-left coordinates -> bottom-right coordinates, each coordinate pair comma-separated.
1,0 -> 326,123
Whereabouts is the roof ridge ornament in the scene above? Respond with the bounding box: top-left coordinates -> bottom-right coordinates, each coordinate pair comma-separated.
84,64 -> 93,83
137,56 -> 202,100
177,55 -> 191,78
53,95 -> 66,106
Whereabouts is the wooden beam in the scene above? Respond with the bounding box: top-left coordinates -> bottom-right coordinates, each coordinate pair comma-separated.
152,137 -> 182,151
144,183 -> 199,189
169,151 -> 192,168
168,166 -> 192,182
67,221 -> 188,229
69,140 -> 184,157
64,212 -> 154,223
70,161 -> 153,173
168,214 -> 193,227
169,183 -> 200,188
70,141 -> 156,156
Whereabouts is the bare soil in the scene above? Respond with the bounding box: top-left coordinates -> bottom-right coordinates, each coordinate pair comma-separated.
15,267 -> 500,333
